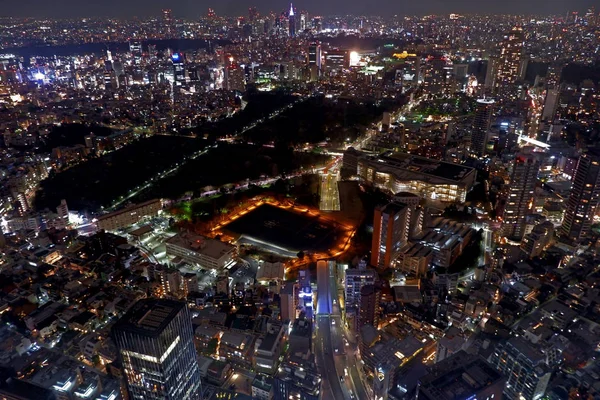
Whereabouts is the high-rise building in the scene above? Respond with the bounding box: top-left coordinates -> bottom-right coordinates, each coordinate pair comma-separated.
494,26 -> 524,90
345,267 -> 377,308
489,337 -> 552,400
224,58 -> 245,92
172,53 -> 185,84
503,151 -> 540,239
470,98 -> 494,156
288,4 -> 296,37
112,299 -> 201,400
371,202 -> 411,268
307,42 -> 322,78
561,149 -> 600,241
358,285 -> 380,329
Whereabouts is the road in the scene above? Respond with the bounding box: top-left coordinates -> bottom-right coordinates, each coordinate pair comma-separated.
315,260 -> 370,400
319,173 -> 341,211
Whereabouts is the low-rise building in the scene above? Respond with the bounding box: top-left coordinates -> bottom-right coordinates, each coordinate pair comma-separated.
165,232 -> 236,270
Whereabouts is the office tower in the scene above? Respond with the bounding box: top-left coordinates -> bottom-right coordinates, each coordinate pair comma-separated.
503,151 -> 540,239
470,98 -> 494,156
112,299 -> 201,400
494,26 -> 524,90
288,4 -> 296,37
561,149 -> 600,241
371,202 -> 411,268
489,337 -> 552,400
172,53 -> 185,84
358,284 -> 380,328
417,351 -> 505,400
307,42 -> 322,79
345,267 -> 377,308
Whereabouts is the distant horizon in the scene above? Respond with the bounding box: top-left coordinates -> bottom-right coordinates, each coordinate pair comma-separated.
0,0 -> 597,20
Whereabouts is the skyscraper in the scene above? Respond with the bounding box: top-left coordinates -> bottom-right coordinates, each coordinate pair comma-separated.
494,26 -> 524,91
172,53 -> 185,84
561,149 -> 600,241
503,150 -> 540,239
288,4 -> 296,37
371,202 -> 411,268
358,284 -> 380,328
470,98 -> 494,156
112,299 -> 201,400
307,42 -> 322,80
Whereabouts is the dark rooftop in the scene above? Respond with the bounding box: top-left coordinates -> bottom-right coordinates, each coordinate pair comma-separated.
112,298 -> 185,337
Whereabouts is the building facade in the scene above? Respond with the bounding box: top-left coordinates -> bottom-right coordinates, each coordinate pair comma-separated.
503,151 -> 540,239
112,299 -> 201,400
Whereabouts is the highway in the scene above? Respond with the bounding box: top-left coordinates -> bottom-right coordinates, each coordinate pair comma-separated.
315,260 -> 370,400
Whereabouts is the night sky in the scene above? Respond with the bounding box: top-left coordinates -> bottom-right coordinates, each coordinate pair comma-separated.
3,0 -> 597,18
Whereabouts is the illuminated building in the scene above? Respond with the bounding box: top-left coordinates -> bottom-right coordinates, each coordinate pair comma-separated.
288,4 -> 296,37
503,151 -> 540,239
371,202 -> 411,269
358,284 -> 380,328
224,59 -> 245,92
494,26 -> 524,91
561,149 -> 600,241
165,231 -> 236,270
356,151 -> 477,203
417,351 -> 505,400
324,49 -> 348,73
95,199 -> 162,231
172,53 -> 185,84
470,98 -> 494,157
274,349 -> 320,400
345,267 -> 377,308
489,337 -> 551,400
307,43 -> 321,78
112,299 -> 201,400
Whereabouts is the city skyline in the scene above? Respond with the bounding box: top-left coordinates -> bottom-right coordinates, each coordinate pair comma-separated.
1,0 -> 598,18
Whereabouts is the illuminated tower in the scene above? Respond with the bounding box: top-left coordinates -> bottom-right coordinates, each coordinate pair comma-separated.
561,149 -> 600,242
494,26 -> 524,91
288,4 -> 296,37
470,98 -> 495,156
503,150 -> 540,239
112,299 -> 201,400
163,9 -> 174,37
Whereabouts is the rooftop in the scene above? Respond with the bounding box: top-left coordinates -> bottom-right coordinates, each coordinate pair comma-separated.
111,298 -> 185,337
166,232 -> 235,260
363,151 -> 476,184
418,350 -> 504,400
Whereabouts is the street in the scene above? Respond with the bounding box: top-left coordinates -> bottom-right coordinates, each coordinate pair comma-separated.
319,173 -> 341,211
315,260 -> 370,400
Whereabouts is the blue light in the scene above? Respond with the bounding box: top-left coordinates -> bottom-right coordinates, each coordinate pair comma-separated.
172,53 -> 181,61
